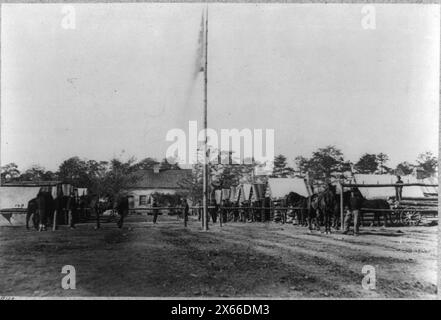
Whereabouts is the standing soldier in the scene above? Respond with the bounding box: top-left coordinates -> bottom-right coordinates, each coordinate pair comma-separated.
182,198 -> 189,227
209,198 -> 218,223
94,196 -> 101,230
152,197 -> 159,224
116,195 -> 129,229
67,191 -> 77,229
343,188 -> 363,235
197,200 -> 202,221
395,176 -> 404,201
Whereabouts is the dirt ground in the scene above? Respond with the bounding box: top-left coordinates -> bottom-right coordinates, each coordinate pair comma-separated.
0,214 -> 437,298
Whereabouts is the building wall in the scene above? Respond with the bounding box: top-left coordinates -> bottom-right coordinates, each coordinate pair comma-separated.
128,188 -> 179,209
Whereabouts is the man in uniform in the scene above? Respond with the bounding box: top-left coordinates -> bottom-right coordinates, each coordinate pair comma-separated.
395,176 -> 404,201
152,197 -> 159,224
209,198 -> 218,223
182,198 -> 189,227
66,191 -> 77,229
343,187 -> 363,235
196,200 -> 202,221
116,195 -> 129,229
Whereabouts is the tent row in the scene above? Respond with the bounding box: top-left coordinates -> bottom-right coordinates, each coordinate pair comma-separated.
0,183 -> 88,226
212,178 -> 311,205
211,174 -> 438,205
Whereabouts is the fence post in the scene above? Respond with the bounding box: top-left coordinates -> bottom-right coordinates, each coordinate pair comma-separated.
340,183 -> 344,230
52,210 -> 57,231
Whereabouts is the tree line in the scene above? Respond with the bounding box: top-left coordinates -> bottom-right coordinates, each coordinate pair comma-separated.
1,146 -> 437,201
0,156 -> 179,198
179,146 -> 437,202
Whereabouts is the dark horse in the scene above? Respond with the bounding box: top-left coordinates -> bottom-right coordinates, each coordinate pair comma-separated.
26,198 -> 39,230
286,192 -> 318,230
351,188 -> 391,227
313,185 -> 337,234
115,195 -> 129,228
35,190 -> 54,231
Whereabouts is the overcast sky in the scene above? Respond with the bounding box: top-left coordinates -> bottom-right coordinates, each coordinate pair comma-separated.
1,3 -> 439,171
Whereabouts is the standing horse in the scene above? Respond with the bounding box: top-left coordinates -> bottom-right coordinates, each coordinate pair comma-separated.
313,185 -> 338,234
36,190 -> 54,231
115,195 -> 129,228
351,188 -> 391,227
26,198 -> 38,230
286,192 -> 307,226
286,192 -> 318,230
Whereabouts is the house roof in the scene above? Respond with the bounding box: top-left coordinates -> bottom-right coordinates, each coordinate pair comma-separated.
1,180 -> 62,187
128,169 -> 192,189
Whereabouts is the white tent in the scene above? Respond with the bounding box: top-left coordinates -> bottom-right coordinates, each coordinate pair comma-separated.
0,186 -> 41,210
240,184 -> 252,202
0,186 -> 41,226
402,175 -> 438,197
266,178 -> 310,199
76,188 -> 88,197
0,212 -> 27,226
230,186 -> 240,203
419,177 -> 438,196
250,183 -> 266,201
221,189 -> 230,201
214,189 -> 223,205
351,174 -> 425,199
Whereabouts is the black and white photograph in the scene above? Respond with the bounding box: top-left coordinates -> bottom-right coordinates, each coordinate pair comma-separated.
0,1 -> 439,301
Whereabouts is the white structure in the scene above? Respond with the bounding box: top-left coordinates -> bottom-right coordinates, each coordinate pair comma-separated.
266,178 -> 310,199
126,169 -> 192,209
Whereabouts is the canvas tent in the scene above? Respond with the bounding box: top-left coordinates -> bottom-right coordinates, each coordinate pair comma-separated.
214,189 -> 223,205
76,188 -> 88,197
351,174 -> 426,199
221,189 -> 230,201
0,186 -> 41,210
239,184 -> 253,202
229,186 -> 241,203
251,183 -> 266,201
266,178 -> 310,199
0,186 -> 41,226
419,177 -> 438,196
402,175 -> 438,197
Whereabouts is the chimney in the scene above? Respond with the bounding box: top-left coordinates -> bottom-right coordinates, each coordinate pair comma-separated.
153,164 -> 160,174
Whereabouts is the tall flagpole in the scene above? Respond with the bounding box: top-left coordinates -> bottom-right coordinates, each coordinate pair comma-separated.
202,5 -> 209,231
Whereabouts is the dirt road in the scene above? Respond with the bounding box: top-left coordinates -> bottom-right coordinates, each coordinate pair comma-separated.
0,215 -> 437,298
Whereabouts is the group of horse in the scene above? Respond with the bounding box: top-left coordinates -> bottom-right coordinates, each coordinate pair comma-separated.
26,188 -> 87,231
25,188 -> 122,231
285,184 -> 391,233
26,184 -> 391,233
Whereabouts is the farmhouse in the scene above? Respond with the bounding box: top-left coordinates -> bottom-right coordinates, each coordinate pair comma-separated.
126,168 -> 192,209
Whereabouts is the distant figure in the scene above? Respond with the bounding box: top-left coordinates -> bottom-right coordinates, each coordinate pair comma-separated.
26,198 -> 38,230
116,196 -> 129,228
395,176 -> 404,201
152,197 -> 159,224
196,200 -> 202,221
66,191 -> 77,229
209,199 -> 218,223
182,198 -> 189,227
343,187 -> 363,235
